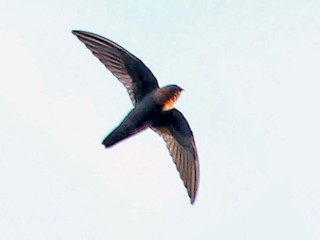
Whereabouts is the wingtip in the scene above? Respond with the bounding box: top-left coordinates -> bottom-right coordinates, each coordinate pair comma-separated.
71,30 -> 81,36
190,196 -> 196,205
72,30 -> 90,37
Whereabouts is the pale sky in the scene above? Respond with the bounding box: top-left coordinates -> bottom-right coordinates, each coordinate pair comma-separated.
1,0 -> 320,239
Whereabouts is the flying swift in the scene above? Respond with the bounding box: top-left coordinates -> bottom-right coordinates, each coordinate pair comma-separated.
73,30 -> 199,204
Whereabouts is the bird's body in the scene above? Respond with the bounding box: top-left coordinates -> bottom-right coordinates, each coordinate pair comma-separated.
104,86 -> 182,147
73,30 -> 199,204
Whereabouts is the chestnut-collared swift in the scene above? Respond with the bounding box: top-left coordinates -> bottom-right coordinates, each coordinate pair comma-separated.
72,30 -> 199,204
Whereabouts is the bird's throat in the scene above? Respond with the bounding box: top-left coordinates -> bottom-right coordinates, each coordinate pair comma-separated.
161,91 -> 182,111
162,100 -> 176,111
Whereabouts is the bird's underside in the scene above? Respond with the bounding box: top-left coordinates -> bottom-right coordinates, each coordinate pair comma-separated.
72,30 -> 199,204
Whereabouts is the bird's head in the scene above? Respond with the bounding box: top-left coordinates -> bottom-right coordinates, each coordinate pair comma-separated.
154,85 -> 183,111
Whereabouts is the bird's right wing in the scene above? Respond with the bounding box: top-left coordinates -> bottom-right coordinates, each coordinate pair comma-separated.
151,109 -> 199,204
72,30 -> 159,105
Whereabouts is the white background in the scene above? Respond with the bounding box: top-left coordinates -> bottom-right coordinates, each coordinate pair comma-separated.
1,0 -> 320,239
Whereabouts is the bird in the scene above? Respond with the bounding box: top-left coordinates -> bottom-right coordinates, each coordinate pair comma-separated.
72,30 -> 199,204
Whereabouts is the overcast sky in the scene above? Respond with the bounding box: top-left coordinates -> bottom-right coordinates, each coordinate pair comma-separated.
1,0 -> 320,239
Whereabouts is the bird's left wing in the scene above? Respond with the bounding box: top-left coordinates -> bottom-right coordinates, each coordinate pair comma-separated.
151,109 -> 199,204
72,30 -> 159,105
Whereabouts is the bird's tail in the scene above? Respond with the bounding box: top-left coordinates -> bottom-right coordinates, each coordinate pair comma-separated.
102,120 -> 147,148
102,127 -> 129,147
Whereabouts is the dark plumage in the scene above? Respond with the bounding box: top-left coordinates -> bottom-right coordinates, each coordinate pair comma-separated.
72,30 -> 199,204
